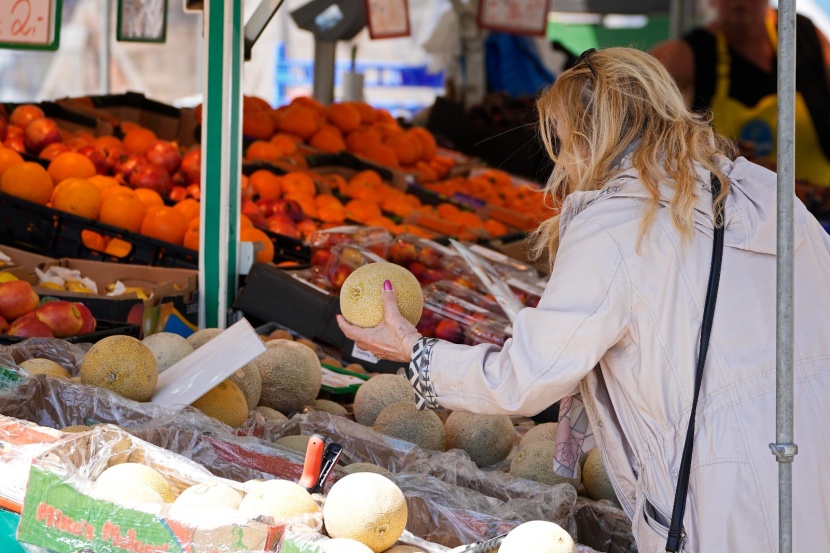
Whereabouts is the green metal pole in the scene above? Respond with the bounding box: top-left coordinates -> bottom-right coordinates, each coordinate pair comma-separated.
199,0 -> 242,329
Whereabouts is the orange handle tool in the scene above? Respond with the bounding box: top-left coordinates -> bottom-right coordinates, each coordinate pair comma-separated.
298,434 -> 326,491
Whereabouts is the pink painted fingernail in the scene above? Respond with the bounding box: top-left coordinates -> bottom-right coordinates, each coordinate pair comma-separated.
383,280 -> 392,291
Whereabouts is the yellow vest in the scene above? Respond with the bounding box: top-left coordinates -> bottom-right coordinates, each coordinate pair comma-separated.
710,16 -> 830,186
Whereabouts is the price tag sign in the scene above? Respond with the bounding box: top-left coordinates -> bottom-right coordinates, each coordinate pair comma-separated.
117,0 -> 168,43
477,0 -> 549,36
0,0 -> 62,51
364,0 -> 410,39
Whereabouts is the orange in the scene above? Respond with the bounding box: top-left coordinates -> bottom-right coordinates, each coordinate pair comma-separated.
290,96 -> 326,115
88,174 -> 119,192
376,121 -> 404,141
361,144 -> 399,168
484,219 -> 509,237
100,184 -> 133,203
384,134 -> 420,166
47,152 -> 97,185
120,121 -> 143,134
0,148 -> 24,177
324,173 -> 348,194
240,214 -> 254,228
349,170 -> 383,188
269,134 -> 299,155
375,108 -> 396,123
296,219 -> 318,240
317,204 -> 346,223
105,238 -> 133,258
51,178 -> 102,219
345,128 -> 382,153
326,103 -> 361,134
364,216 -> 400,234
244,95 -> 272,113
0,162 -> 53,205
409,128 -> 437,161
240,226 -> 274,263
140,205 -> 188,245
281,172 -> 315,198
122,128 -> 158,155
246,140 -> 283,162
353,102 -> 378,125
9,104 -> 44,128
243,114 -> 275,141
173,198 -> 201,221
381,196 -> 414,217
249,170 -> 282,200
275,105 -> 320,139
133,187 -> 164,208
285,193 -> 317,219
94,135 -> 123,151
344,199 -> 382,223
99,190 -> 147,232
309,127 -> 346,153
436,203 -> 461,219
81,230 -> 107,251
314,194 -> 343,209
183,218 -> 200,250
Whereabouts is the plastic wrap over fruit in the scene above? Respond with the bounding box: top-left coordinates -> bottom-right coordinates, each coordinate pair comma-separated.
571,496 -> 637,553
0,337 -> 89,377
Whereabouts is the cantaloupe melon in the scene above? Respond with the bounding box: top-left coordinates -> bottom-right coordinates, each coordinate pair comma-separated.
294,338 -> 319,353
509,440 -> 581,487
255,340 -> 322,415
230,361 -> 263,410
444,411 -> 514,467
342,463 -> 391,476
519,422 -> 558,448
321,357 -> 344,368
255,405 -> 288,423
95,463 -> 175,502
373,401 -> 444,451
80,335 -> 158,401
191,379 -> 249,427
323,472 -> 408,553
171,481 -> 242,512
345,363 -> 367,375
275,434 -> 311,453
339,262 -> 423,328
61,425 -> 92,433
498,520 -> 576,553
141,332 -> 194,372
308,399 -> 348,416
353,374 -> 414,426
382,546 -> 424,553
322,538 -> 374,553
237,478 -> 319,521
186,327 -> 223,349
94,481 -> 164,505
267,329 -> 294,341
582,448 -> 619,504
19,358 -> 70,378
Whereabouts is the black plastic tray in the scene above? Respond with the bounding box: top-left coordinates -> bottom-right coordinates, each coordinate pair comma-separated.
0,319 -> 140,346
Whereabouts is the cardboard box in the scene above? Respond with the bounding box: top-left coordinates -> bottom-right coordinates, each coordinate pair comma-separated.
16,426 -> 285,553
57,92 -> 199,147
0,244 -> 55,281
28,259 -> 198,337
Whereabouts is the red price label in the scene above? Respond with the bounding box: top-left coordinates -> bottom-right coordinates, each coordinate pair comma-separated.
0,0 -> 59,48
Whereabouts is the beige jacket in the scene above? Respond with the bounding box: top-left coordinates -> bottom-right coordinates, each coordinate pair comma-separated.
418,157 -> 830,552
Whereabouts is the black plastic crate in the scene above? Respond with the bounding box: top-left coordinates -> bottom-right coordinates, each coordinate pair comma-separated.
0,193 -> 198,269
0,319 -> 140,346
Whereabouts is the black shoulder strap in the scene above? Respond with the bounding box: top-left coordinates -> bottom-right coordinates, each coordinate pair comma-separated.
665,173 -> 725,552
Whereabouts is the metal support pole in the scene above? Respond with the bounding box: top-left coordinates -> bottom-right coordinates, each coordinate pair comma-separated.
312,39 -> 336,105
199,0 -> 243,329
99,0 -> 111,94
770,2 -> 798,553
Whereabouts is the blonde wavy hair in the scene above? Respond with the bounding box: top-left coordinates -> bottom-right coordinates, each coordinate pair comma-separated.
530,47 -> 735,265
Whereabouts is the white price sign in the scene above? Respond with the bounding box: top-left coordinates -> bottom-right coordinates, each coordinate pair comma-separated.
0,0 -> 62,50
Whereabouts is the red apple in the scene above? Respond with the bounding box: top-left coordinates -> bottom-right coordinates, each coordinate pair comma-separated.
74,302 -> 96,334
256,198 -> 277,217
130,163 -> 172,195
4,129 -> 26,154
180,148 -> 201,184
0,314 -> 8,334
327,263 -> 353,291
8,316 -> 54,338
0,116 -> 7,142
272,199 -> 305,223
406,261 -> 427,281
35,301 -> 84,337
420,268 -> 446,284
39,142 -> 71,161
296,219 -> 318,240
310,249 -> 333,268
101,145 -> 123,174
23,118 -> 62,154
267,213 -> 299,238
186,183 -> 201,200
145,139 -> 181,174
435,319 -> 464,343
76,145 -> 108,175
241,199 -> 267,227
0,281 -> 39,321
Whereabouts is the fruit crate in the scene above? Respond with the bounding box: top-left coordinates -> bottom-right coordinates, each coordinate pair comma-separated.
0,320 -> 141,346
0,193 -> 199,269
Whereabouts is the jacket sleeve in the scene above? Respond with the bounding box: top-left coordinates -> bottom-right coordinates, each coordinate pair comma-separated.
408,215 -> 632,416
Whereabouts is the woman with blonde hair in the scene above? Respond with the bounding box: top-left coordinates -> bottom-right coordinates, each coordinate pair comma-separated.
337,47 -> 830,552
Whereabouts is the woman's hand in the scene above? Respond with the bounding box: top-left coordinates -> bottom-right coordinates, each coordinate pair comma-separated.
336,280 -> 422,363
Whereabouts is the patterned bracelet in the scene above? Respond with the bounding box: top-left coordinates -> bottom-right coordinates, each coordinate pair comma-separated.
407,337 -> 441,410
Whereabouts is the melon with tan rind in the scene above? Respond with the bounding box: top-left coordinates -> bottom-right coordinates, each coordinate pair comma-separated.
141,332 -> 194,372
19,358 -> 70,379
80,335 -> 158,401
339,262 -> 423,328
498,520 -> 576,553
237,478 -> 319,521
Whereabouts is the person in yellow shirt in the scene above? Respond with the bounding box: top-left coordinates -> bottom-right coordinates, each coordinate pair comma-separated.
651,0 -> 830,186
